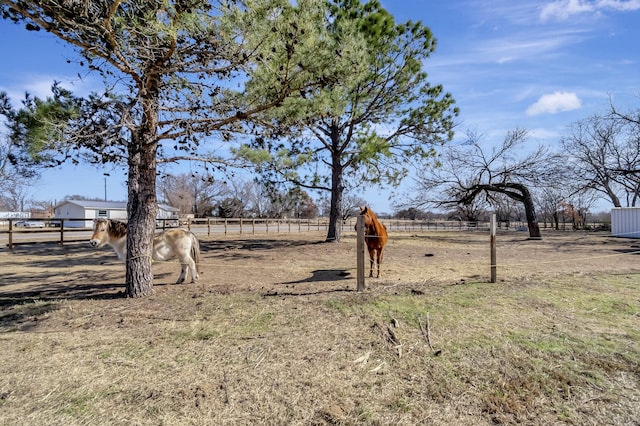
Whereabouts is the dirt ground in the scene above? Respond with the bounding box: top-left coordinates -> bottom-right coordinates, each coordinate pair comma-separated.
1,228 -> 639,301
1,228 -> 639,425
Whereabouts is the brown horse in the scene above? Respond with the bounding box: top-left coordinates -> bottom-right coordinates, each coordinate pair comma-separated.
89,219 -> 201,284
357,206 -> 388,278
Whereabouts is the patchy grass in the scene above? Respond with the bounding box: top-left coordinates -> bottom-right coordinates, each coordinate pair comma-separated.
0,231 -> 638,424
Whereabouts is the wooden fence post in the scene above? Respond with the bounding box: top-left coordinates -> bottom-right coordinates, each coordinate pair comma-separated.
490,213 -> 497,283
356,215 -> 365,292
8,219 -> 13,250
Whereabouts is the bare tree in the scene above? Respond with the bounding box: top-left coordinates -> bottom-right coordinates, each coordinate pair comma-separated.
220,178 -> 255,216
609,104 -> 640,202
562,115 -> 624,207
243,180 -> 271,218
260,186 -> 316,218
538,188 -> 567,230
0,133 -> 38,211
446,194 -> 490,222
158,172 -> 230,217
412,129 -> 566,239
340,193 -> 367,221
492,193 -> 523,228
562,112 -> 640,207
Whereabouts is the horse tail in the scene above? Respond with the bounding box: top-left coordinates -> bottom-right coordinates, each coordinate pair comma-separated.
190,232 -> 201,273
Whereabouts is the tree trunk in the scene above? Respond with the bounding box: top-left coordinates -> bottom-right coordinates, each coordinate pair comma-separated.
603,180 -> 621,207
325,128 -> 344,243
125,93 -> 159,297
519,185 -> 542,239
326,157 -> 344,243
475,182 -> 543,240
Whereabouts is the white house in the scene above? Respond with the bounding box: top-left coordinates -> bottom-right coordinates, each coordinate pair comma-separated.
611,207 -> 640,238
54,200 -> 179,228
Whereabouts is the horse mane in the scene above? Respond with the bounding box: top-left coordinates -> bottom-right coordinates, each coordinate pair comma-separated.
361,206 -> 378,220
108,220 -> 128,239
360,206 -> 386,235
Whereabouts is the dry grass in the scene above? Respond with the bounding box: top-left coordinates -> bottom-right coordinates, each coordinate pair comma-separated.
0,229 -> 639,425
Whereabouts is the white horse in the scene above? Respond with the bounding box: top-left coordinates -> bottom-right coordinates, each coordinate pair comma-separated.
90,219 -> 201,284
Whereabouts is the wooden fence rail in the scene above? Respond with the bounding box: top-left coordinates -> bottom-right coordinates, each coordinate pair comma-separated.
0,217 -> 490,249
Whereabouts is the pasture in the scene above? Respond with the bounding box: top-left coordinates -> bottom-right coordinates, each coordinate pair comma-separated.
1,229 -> 639,425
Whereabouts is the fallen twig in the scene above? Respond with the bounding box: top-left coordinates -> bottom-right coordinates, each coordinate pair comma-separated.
352,351 -> 371,365
369,361 -> 386,372
371,322 -> 403,358
418,314 -> 434,351
222,369 -> 231,404
386,324 -> 401,346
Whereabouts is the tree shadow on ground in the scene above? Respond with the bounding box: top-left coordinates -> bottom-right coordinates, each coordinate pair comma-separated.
279,269 -> 352,285
613,247 -> 640,255
0,279 -> 124,331
1,243 -> 125,329
262,286 -> 355,298
261,269 -> 357,297
0,237 -> 346,328
2,243 -> 121,273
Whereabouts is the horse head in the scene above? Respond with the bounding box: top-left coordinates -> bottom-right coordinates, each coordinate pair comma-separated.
90,219 -> 127,247
360,206 -> 376,230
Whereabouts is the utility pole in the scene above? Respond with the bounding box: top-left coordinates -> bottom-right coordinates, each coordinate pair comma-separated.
103,173 -> 110,201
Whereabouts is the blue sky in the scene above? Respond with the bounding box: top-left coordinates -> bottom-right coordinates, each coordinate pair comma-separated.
1,0 -> 639,213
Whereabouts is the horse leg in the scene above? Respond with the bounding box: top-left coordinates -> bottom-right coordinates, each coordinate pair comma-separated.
368,249 -> 375,278
188,258 -> 198,283
177,253 -> 198,284
176,264 -> 187,284
376,249 -> 384,278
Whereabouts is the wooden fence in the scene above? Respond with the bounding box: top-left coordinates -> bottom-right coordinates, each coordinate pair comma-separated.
0,217 -> 489,249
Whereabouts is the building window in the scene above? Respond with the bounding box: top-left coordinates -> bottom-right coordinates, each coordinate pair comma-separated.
97,210 -> 108,217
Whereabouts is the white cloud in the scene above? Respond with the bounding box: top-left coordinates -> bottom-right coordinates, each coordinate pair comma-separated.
540,0 -> 640,21
526,91 -> 582,115
541,0 -> 594,21
597,0 -> 640,11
